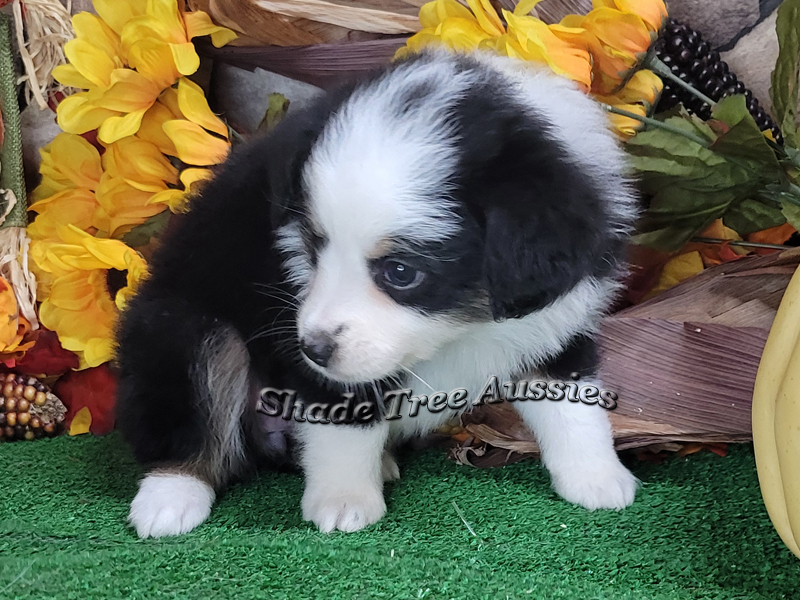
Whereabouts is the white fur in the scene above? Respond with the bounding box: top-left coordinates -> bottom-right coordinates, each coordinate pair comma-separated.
513,379 -> 638,510
129,473 -> 215,538
297,421 -> 389,533
274,221 -> 313,295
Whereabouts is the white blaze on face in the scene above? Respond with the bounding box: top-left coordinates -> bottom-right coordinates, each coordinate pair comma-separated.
292,58 -> 476,383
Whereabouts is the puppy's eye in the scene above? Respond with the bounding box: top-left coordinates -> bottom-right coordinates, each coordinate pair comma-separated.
382,260 -> 423,289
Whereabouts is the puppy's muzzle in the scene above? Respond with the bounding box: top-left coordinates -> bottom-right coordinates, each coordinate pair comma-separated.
300,332 -> 336,368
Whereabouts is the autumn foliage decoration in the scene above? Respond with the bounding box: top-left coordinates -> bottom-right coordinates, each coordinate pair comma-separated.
14,0 -> 236,436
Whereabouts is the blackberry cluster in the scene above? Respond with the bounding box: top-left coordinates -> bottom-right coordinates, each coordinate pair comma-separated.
654,18 -> 783,144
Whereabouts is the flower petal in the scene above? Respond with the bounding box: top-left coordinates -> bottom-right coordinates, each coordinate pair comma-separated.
137,100 -> 179,155
71,12 -> 122,59
162,120 -> 230,166
605,102 -> 646,137
419,0 -> 474,28
179,167 -> 213,190
513,0 -> 545,16
37,133 -> 103,194
57,93 -> 120,135
28,189 -> 98,241
176,78 -> 228,137
94,0 -> 147,35
63,38 -> 117,88
183,10 -> 238,47
170,42 -> 201,76
148,188 -> 187,212
97,107 -> 149,144
103,137 -> 178,187
88,69 -> 161,113
613,0 -> 667,33
147,0 -> 188,44
52,64 -> 95,90
464,0 -> 505,36
126,38 -> 181,89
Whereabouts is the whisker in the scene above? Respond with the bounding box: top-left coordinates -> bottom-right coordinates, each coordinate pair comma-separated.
399,365 -> 435,392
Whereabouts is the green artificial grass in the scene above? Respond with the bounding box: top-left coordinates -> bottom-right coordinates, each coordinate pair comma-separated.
1,436 -> 798,600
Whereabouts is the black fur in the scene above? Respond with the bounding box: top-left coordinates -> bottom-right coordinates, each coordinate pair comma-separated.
538,334 -> 599,381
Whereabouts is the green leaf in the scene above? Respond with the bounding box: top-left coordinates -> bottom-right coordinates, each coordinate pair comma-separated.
121,209 -> 172,248
782,201 -> 800,230
626,98 -> 788,251
633,184 -> 741,251
258,93 -> 290,133
770,0 -> 800,147
710,95 -> 784,178
723,198 -> 786,235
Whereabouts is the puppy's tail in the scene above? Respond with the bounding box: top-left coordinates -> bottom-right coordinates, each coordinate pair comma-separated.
115,296 -> 252,490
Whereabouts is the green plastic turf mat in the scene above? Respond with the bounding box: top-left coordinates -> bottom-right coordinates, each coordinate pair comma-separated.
0,436 -> 798,600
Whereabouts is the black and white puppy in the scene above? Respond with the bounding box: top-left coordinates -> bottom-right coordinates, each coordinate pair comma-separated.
116,50 -> 639,538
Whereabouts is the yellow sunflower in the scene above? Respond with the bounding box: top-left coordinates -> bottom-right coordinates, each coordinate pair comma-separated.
399,0 -> 592,91
30,225 -> 147,368
52,0 -> 237,144
574,0 -> 667,95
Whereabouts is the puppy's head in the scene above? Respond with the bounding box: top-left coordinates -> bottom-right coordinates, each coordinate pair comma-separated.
273,54 -> 623,383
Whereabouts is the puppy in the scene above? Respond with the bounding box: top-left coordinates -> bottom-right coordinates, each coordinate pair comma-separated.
116,50 -> 639,538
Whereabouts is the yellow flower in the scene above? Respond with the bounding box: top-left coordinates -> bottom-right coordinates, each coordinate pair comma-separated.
604,101 -> 647,137
494,7 -> 592,91
120,0 -> 238,89
57,68 -> 164,145
594,69 -> 663,137
32,133 -> 102,202
594,0 -> 667,34
28,133 -> 102,241
92,137 -> 177,237
0,276 -> 36,358
28,188 -> 99,241
135,79 -> 230,167
401,0 -> 503,55
578,0 -> 666,95
53,0 -> 237,144
30,225 -> 147,368
51,12 -> 124,91
399,0 -> 592,91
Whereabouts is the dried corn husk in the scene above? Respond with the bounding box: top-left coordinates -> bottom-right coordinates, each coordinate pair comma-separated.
12,0 -> 74,110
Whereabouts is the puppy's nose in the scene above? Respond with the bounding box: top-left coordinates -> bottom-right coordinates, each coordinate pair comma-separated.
300,333 -> 336,368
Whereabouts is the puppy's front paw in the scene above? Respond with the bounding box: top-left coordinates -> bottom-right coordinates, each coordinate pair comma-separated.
551,458 -> 638,511
129,473 -> 215,538
302,483 -> 386,533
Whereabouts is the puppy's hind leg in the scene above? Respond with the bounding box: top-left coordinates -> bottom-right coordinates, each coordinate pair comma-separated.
117,301 -> 252,538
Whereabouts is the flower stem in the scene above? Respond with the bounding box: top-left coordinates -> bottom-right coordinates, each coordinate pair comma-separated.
691,237 -> 787,251
645,55 -> 717,108
602,104 -> 711,147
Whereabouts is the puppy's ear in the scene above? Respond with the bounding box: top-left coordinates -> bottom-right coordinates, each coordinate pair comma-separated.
462,108 -> 613,320
483,200 -> 607,320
